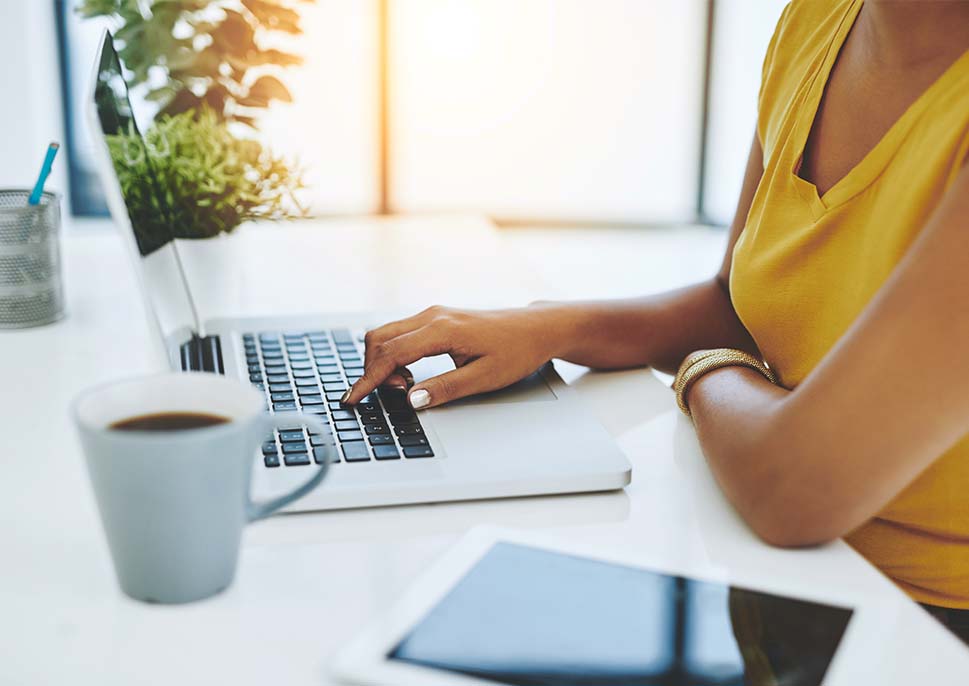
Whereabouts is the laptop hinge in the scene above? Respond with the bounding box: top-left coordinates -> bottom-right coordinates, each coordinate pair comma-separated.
179,334 -> 224,374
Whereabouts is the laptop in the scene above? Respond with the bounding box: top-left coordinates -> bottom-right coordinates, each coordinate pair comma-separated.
85,30 -> 630,512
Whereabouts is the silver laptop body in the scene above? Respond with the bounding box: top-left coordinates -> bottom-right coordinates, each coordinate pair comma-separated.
85,31 -> 630,512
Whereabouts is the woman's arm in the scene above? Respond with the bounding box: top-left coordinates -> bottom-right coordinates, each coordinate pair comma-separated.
346,135 -> 768,406
688,165 -> 969,547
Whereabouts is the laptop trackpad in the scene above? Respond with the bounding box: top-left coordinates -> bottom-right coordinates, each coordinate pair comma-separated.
408,355 -> 557,405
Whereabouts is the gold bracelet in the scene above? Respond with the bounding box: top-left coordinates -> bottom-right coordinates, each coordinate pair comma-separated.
673,348 -> 777,418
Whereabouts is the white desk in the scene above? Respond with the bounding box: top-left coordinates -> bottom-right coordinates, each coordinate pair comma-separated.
2,217 -> 966,684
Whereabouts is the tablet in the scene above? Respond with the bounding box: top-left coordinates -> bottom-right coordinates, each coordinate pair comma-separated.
332,528 -> 860,686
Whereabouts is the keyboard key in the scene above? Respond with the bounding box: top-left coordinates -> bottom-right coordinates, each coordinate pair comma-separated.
394,425 -> 424,436
264,454 -> 280,468
403,446 -> 434,458
267,374 -> 290,384
398,435 -> 430,447
248,363 -> 262,374
319,373 -> 342,383
328,401 -> 344,411
344,366 -> 365,376
253,383 -> 265,391
388,411 -> 417,425
295,377 -> 319,387
316,364 -> 339,374
269,385 -> 293,395
331,409 -> 356,421
331,329 -> 353,344
337,430 -> 364,442
281,441 -> 308,454
310,433 -> 334,447
334,420 -> 360,432
292,369 -> 316,378
378,388 -> 409,412
323,381 -> 348,392
364,424 -> 391,435
325,391 -> 348,401
373,445 -> 400,460
284,452 -> 311,466
249,373 -> 263,383
302,407 -> 328,418
288,355 -> 310,363
313,446 -> 339,464
341,442 -> 370,462
369,434 -> 395,445
246,354 -> 259,365
290,360 -> 312,370
279,431 -> 304,443
297,384 -> 321,395
274,401 -> 298,411
271,392 -> 295,402
262,352 -> 284,361
299,396 -> 324,406
356,402 -> 380,413
261,441 -> 278,455
358,412 -> 383,424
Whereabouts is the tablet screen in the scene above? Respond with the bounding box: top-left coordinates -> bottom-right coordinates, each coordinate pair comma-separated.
389,543 -> 853,686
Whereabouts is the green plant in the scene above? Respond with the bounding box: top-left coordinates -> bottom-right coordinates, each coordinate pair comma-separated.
107,108 -> 304,255
77,0 -> 312,127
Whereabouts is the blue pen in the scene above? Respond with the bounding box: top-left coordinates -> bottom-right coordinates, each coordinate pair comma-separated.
28,142 -> 60,206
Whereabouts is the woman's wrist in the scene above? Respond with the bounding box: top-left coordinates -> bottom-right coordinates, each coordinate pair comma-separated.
526,300 -> 589,361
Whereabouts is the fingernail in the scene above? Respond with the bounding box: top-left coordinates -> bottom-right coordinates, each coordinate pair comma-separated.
409,389 -> 431,409
340,389 -> 352,405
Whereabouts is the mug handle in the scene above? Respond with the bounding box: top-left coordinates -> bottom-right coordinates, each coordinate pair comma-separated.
246,412 -> 336,521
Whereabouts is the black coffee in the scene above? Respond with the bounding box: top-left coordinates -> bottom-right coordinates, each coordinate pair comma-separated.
109,412 -> 230,432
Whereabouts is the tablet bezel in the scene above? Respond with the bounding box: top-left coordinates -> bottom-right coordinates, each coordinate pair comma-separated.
330,526 -> 903,686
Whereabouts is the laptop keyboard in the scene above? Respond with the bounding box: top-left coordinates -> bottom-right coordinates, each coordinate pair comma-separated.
244,329 -> 434,468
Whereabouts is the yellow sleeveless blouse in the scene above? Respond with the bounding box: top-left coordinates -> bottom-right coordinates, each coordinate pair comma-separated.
730,0 -> 969,608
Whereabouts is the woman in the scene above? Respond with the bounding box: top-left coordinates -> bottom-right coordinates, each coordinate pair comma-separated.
344,0 -> 969,641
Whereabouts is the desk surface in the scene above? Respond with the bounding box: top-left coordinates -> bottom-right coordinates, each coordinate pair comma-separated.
2,216 -> 966,684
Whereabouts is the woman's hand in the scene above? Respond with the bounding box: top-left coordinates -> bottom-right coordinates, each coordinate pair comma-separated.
343,304 -> 569,409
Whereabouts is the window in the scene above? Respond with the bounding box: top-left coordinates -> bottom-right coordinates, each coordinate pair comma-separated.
57,0 -> 785,226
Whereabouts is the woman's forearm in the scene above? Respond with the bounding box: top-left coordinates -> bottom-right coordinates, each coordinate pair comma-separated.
541,277 -> 760,374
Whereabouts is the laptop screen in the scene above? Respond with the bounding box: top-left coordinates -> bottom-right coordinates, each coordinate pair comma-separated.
89,31 -> 199,358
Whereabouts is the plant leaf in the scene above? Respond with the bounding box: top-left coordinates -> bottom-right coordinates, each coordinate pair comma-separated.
246,75 -> 293,104
241,0 -> 302,33
159,88 -> 203,117
210,9 -> 256,57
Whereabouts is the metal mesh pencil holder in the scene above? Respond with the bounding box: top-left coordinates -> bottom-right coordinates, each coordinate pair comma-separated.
0,190 -> 65,328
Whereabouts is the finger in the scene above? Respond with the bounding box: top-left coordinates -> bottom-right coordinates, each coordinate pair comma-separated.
408,360 -> 501,409
381,367 -> 414,391
345,328 -> 450,404
363,307 -> 442,367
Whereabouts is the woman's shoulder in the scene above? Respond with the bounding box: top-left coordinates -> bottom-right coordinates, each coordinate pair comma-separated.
762,0 -> 854,89
758,0 -> 857,154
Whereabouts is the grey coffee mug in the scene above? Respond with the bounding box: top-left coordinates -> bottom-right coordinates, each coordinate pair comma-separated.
73,372 -> 335,604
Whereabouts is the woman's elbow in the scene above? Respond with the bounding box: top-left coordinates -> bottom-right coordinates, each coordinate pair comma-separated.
743,495 -> 851,549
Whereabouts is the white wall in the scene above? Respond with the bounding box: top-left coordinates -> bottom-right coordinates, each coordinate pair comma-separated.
0,1 -> 69,208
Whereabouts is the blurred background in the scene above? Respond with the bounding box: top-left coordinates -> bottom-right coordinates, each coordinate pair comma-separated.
2,0 -> 786,230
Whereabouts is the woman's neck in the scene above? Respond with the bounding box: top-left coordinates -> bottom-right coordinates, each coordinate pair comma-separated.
860,0 -> 969,67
